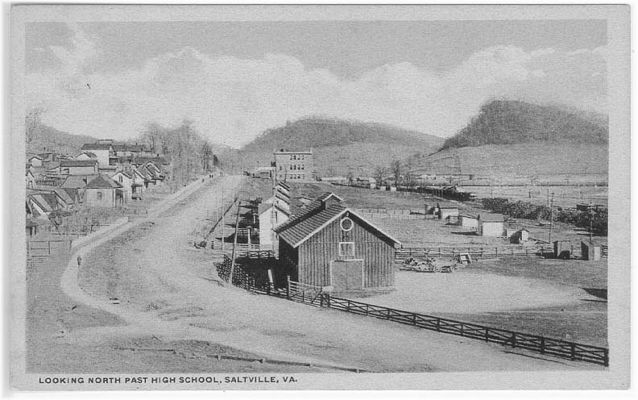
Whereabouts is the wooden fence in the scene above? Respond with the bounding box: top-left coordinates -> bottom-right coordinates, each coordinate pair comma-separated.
27,239 -> 71,257
241,276 -> 609,367
395,245 -> 550,261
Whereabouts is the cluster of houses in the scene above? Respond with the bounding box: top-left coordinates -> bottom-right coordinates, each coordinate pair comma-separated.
26,139 -> 169,237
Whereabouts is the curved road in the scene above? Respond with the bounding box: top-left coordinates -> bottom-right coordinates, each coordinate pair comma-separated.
60,176 -> 600,372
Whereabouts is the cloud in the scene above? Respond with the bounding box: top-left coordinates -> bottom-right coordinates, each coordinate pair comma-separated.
25,26 -> 608,148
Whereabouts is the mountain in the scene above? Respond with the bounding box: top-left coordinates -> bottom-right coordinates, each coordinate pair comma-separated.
407,101 -> 609,178
26,124 -> 98,157
440,100 -> 608,151
239,117 -> 444,177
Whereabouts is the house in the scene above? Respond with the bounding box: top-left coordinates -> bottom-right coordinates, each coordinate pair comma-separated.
28,154 -> 43,167
478,213 -> 506,237
110,170 -> 133,203
436,202 -> 459,221
273,149 -> 314,182
458,213 -> 478,230
258,200 -> 290,249
81,142 -> 113,167
321,176 -> 348,185
58,159 -> 99,175
25,169 -> 36,189
273,193 -> 400,292
83,175 -> 124,207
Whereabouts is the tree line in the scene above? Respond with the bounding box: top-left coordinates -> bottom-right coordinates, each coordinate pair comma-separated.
481,197 -> 608,236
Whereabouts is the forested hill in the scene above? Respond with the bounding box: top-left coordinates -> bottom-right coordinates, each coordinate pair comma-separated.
239,117 -> 443,176
441,100 -> 608,151
242,117 -> 442,152
26,124 -> 98,156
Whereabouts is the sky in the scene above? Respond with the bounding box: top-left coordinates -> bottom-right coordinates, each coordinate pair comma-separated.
24,20 -> 608,148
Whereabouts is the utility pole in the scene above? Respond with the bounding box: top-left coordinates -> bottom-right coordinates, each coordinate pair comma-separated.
221,182 -> 225,251
228,200 -> 241,284
589,202 -> 594,242
548,192 -> 555,244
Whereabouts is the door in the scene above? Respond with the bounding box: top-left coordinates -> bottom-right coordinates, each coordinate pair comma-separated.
330,259 -> 364,291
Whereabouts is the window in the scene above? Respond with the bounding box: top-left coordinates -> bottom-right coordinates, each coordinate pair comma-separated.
118,176 -> 123,183
339,242 -> 355,259
97,192 -> 103,200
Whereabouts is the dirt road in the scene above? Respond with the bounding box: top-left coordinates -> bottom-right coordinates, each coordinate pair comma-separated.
54,176 -> 601,372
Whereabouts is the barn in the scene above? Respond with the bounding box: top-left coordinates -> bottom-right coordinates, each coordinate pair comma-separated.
273,192 -> 400,293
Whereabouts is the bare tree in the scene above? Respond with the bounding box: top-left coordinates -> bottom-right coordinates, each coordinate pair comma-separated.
373,166 -> 386,186
25,107 -> 45,145
390,159 -> 402,185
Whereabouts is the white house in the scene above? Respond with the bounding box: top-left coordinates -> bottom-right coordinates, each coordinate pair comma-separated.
80,142 -> 113,168
110,170 -> 134,203
258,200 -> 290,249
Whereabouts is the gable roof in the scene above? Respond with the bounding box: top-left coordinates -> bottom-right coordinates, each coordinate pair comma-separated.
85,175 -> 122,189
258,202 -> 273,215
111,170 -> 132,179
28,154 -> 43,160
53,188 -> 74,204
60,175 -> 94,188
276,203 -> 401,248
437,202 -> 458,209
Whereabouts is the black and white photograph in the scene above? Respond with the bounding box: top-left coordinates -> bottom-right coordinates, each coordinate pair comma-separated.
7,4 -> 631,391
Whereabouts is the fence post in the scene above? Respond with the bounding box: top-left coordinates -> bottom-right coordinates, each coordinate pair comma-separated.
436,319 -> 441,332
412,313 -> 417,325
485,327 -> 489,342
570,342 -> 576,360
495,247 -> 498,257
346,300 -> 351,312
540,337 -> 545,354
286,275 -> 290,300
604,349 -> 609,367
510,333 -> 517,348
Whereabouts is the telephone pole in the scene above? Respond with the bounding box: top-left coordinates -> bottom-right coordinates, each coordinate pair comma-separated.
548,192 -> 555,244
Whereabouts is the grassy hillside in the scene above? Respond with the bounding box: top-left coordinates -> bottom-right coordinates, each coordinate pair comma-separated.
410,143 -> 608,178
27,124 -> 98,156
239,117 -> 443,176
441,100 -> 608,150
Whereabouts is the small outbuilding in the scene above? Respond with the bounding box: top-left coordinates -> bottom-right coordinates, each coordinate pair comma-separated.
510,228 -> 530,244
458,213 -> 478,230
436,202 -> 459,221
478,213 -> 506,237
273,193 -> 400,293
581,240 -> 602,261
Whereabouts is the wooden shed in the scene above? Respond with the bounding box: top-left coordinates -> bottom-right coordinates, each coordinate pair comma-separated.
581,240 -> 601,261
458,213 -> 478,230
273,193 -> 400,293
478,213 -> 506,237
436,202 -> 459,221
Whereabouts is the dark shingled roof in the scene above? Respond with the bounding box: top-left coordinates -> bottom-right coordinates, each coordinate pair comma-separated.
274,192 -> 400,248
85,175 -> 122,189
277,203 -> 347,247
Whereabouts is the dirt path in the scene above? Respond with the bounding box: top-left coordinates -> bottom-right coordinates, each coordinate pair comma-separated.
58,176 -> 602,372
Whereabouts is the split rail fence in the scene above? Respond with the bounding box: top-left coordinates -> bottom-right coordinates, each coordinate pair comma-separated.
221,270 -> 609,367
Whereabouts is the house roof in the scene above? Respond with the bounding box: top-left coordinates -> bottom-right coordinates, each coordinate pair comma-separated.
437,202 -> 458,209
28,154 -> 43,160
61,175 -> 96,188
53,188 -> 74,204
85,175 -> 122,189
77,151 -> 98,159
478,213 -> 505,222
276,203 -> 400,248
111,170 -> 132,179
317,192 -> 344,202
258,202 -> 273,215
60,159 -> 98,167
81,143 -> 112,151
